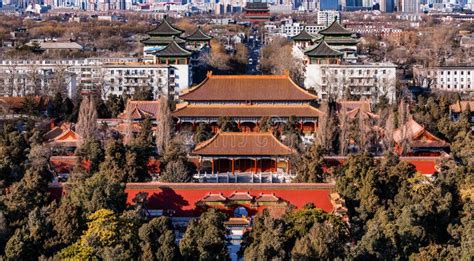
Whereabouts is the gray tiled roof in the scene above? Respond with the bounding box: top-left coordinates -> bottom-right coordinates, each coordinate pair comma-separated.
154,41 -> 192,57
292,29 -> 319,41
186,27 -> 212,41
148,19 -> 183,36
304,41 -> 343,57
319,20 -> 352,36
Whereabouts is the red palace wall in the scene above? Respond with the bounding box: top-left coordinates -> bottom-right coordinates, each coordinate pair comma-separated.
48,183 -> 336,217
125,183 -> 335,217
323,156 -> 440,176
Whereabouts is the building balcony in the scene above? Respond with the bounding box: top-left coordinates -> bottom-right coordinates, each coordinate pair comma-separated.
192,172 -> 296,183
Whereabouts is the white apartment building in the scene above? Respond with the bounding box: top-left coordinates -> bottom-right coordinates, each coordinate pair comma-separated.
305,63 -> 397,103
280,23 -> 325,37
414,66 -> 474,94
0,57 -> 191,100
317,10 -> 341,26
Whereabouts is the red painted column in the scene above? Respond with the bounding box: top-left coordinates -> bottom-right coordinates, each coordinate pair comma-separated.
211,159 -> 215,174
232,159 -> 235,175
254,159 -> 257,174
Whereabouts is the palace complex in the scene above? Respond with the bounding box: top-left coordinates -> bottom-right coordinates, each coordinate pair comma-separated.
32,19 -> 452,223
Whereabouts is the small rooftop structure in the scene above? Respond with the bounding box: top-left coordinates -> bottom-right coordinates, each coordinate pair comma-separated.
118,100 -> 160,121
39,42 -> 83,50
337,100 -> 379,119
154,40 -> 192,58
450,100 -> 474,113
186,27 -> 212,42
319,20 -> 353,36
201,193 -> 227,202
228,192 -> 253,201
393,118 -> 449,155
304,40 -> 343,57
147,18 -> 183,36
291,29 -> 320,42
44,123 -> 82,150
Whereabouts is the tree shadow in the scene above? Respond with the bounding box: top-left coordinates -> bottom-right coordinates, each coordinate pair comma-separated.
147,187 -> 195,217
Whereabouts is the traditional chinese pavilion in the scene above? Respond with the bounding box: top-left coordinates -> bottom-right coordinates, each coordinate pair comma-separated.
102,100 -> 160,139
142,19 -> 185,56
318,20 -> 359,61
192,132 -> 294,175
304,40 -> 343,65
450,100 -> 474,126
337,100 -> 378,119
291,28 -> 321,49
142,19 -> 212,57
393,118 -> 449,156
44,123 -> 82,156
173,72 -> 322,134
185,27 -> 213,50
154,40 -> 192,65
243,1 -> 271,23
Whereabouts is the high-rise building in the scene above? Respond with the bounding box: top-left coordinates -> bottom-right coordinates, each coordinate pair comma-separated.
380,0 -> 395,11
317,10 -> 341,25
319,0 -> 338,9
362,0 -> 371,7
401,0 -> 419,13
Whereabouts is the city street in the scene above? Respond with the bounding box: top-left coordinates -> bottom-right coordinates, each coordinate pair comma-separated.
245,28 -> 262,74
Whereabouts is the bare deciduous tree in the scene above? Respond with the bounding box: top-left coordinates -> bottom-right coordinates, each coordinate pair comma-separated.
379,106 -> 395,153
26,63 -> 42,96
339,107 -> 349,155
156,96 -> 172,155
76,95 -> 97,142
49,64 -> 71,97
396,99 -> 412,155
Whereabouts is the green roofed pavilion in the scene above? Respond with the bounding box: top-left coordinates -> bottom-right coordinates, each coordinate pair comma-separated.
292,29 -> 320,42
186,27 -> 212,42
319,20 -> 353,37
147,19 -> 184,37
